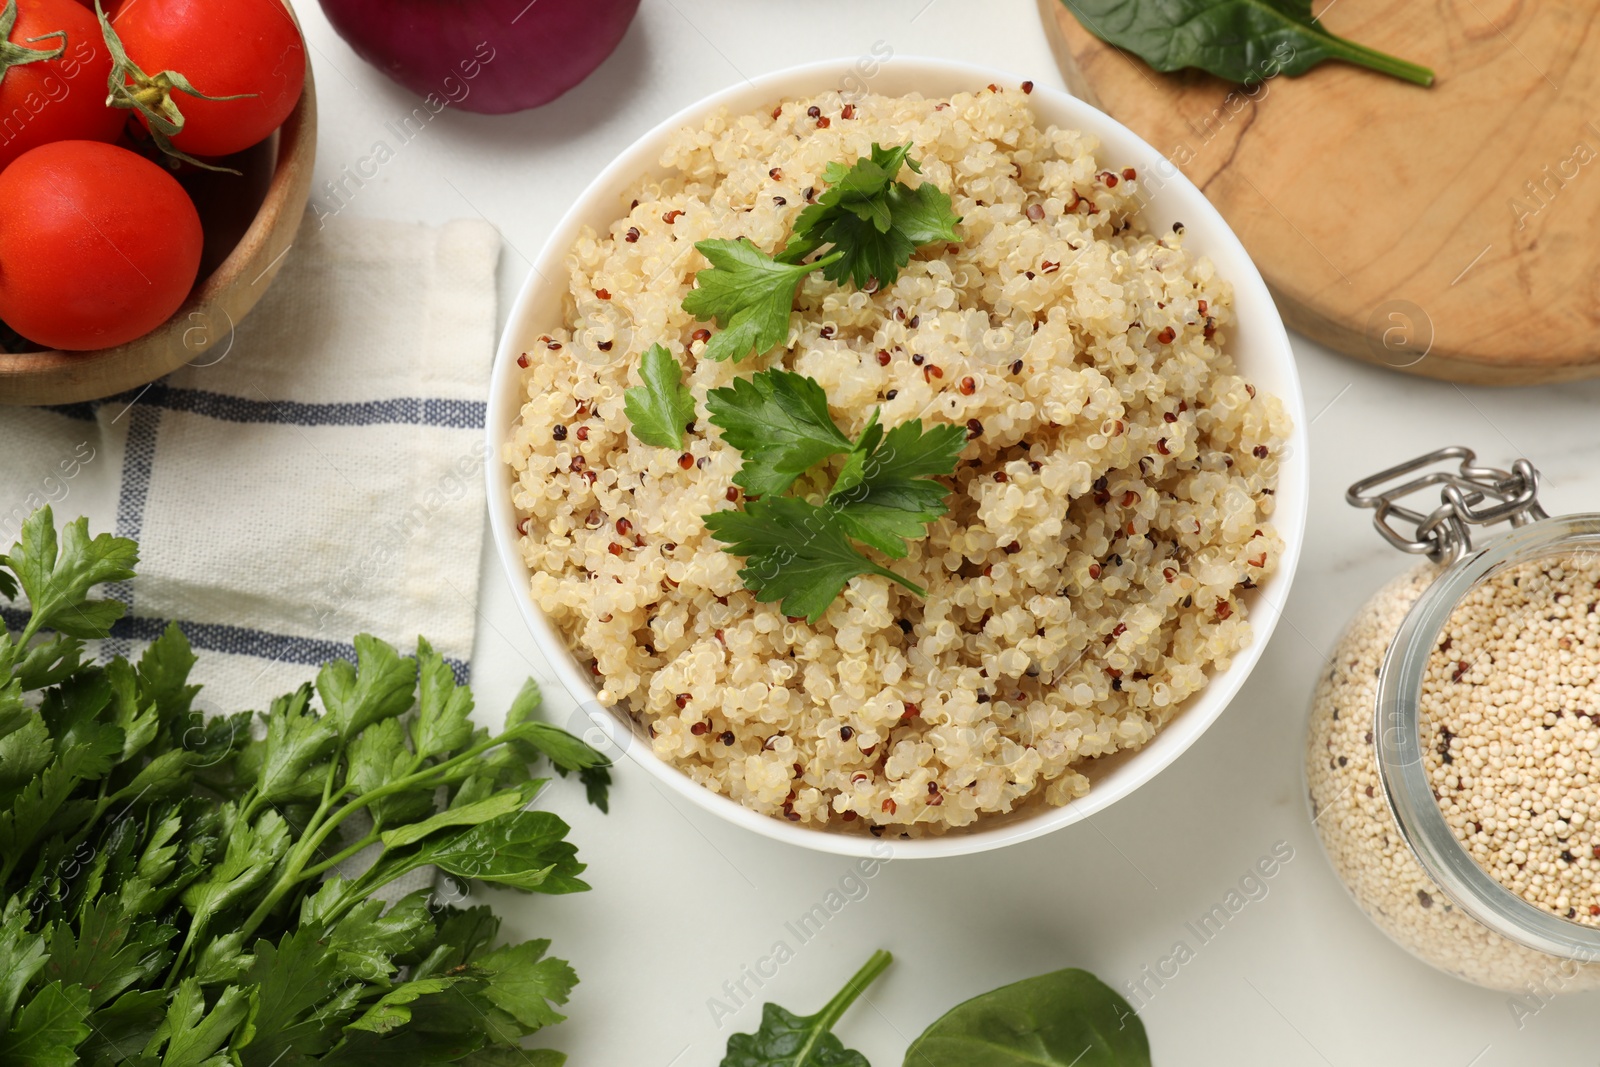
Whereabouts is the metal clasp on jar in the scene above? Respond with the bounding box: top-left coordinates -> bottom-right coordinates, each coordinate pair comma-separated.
1346,446 -> 1548,563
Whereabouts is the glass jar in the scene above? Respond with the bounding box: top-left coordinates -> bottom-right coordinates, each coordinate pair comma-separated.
1307,447 -> 1600,993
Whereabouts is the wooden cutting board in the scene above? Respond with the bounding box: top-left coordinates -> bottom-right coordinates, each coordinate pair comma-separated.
1039,0 -> 1600,384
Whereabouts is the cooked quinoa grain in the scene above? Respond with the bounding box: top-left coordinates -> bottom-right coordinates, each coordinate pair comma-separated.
506,86 -> 1289,834
1308,562 -> 1600,990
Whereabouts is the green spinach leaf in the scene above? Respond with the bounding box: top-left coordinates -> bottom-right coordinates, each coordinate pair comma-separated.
1061,0 -> 1432,87
721,949 -> 891,1067
902,968 -> 1149,1067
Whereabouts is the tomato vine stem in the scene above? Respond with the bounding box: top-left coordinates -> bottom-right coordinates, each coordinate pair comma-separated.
95,0 -> 255,172
0,0 -> 66,82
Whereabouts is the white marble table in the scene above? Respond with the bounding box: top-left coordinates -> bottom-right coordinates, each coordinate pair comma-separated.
298,0 -> 1600,1060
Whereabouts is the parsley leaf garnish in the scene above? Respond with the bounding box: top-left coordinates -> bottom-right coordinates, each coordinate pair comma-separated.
704,497 -> 924,623
681,239 -> 841,364
623,342 -> 696,448
702,368 -> 966,620
781,143 -> 962,289
705,369 -> 853,497
885,177 -> 966,247
674,146 -> 967,609
828,418 -> 970,558
683,143 -> 961,362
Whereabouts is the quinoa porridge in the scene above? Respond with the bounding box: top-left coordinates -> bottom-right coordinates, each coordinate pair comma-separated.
505,85 -> 1289,835
1308,556 -> 1600,990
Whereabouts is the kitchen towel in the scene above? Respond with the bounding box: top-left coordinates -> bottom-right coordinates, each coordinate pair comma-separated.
0,215 -> 502,716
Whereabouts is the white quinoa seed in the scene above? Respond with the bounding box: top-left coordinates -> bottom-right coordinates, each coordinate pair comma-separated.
505,86 -> 1289,835
1425,555 -> 1600,923
1308,562 -> 1600,990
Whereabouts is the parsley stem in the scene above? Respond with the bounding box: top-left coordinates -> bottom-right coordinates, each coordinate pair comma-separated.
774,234 -> 825,265
869,562 -> 926,598
228,762 -> 350,950
299,828 -> 382,881
163,923 -> 203,990
326,731 -> 508,813
166,774 -> 351,988
772,242 -> 844,270
234,732 -> 514,943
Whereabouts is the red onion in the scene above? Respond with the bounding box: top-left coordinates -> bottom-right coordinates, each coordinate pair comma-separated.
317,0 -> 640,114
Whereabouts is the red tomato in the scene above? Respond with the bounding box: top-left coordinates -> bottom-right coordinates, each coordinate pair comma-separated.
111,0 -> 305,157
0,0 -> 123,172
0,140 -> 202,350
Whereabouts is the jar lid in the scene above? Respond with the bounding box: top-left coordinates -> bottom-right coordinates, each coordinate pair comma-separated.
1377,513 -> 1600,960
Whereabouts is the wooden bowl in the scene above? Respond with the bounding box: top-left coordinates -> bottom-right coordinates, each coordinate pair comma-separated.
0,66 -> 317,406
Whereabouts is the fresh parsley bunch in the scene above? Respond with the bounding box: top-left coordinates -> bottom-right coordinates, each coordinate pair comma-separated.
0,506 -> 610,1066
682,142 -> 960,363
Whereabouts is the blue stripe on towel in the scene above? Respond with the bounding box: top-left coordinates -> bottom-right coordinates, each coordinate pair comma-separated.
42,388 -> 485,429
133,385 -> 486,429
0,605 -> 470,687
42,403 -> 98,422
115,406 -> 161,549
103,405 -> 163,661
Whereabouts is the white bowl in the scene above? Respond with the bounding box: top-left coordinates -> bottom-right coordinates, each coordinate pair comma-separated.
487,56 -> 1309,858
